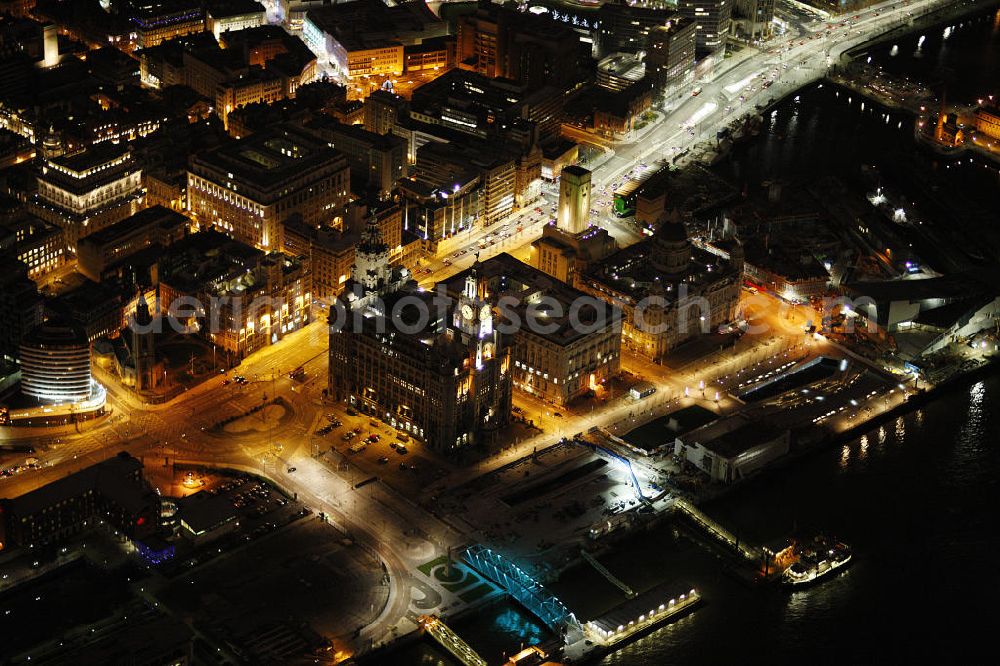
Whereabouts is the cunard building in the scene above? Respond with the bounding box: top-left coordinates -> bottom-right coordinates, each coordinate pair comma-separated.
329,218 -> 512,451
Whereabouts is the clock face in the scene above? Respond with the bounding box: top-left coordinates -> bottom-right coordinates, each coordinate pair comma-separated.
480,305 -> 491,320
461,304 -> 474,320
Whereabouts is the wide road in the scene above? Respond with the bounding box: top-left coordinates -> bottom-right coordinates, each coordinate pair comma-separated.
586,0 -> 953,226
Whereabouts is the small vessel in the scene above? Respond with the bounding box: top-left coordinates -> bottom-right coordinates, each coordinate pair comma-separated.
782,536 -> 852,587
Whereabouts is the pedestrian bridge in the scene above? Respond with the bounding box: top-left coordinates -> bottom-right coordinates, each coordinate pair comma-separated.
417,615 -> 487,666
463,544 -> 583,641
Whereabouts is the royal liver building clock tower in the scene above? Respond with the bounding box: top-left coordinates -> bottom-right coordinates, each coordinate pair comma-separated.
454,268 -> 496,369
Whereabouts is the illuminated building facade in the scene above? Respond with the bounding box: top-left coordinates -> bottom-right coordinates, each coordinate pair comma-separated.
557,165 -> 591,234
19,319 -> 92,404
129,2 -> 205,49
0,207 -> 66,279
443,254 -> 622,406
155,230 -> 312,359
187,125 -> 350,251
593,3 -> 684,58
329,230 -> 511,450
678,0 -> 732,57
579,210 -> 743,361
531,223 -> 618,286
207,0 -> 266,39
399,173 -> 483,246
302,0 -> 446,79
30,143 -> 144,251
76,205 -> 188,282
646,19 -> 698,92
974,105 -> 1000,140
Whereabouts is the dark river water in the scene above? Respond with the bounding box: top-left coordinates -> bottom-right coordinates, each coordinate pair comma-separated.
385,6 -> 1000,665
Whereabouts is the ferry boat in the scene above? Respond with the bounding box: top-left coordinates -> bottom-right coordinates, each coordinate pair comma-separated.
782,537 -> 852,587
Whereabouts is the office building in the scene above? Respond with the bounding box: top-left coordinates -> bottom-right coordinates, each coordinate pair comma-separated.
593,2 -> 683,58
596,53 -> 647,93
48,281 -> 126,343
302,116 -> 407,197
127,1 -> 205,50
302,0 -> 446,79
282,201 -> 405,303
30,143 -> 144,251
152,230 -> 312,359
8,316 -> 107,424
398,172 -> 482,246
404,35 -> 454,72
531,224 -> 618,286
329,231 -> 512,451
646,18 -> 698,91
19,318 -> 92,404
456,0 -> 583,88
557,166 -> 592,235
0,204 -> 66,280
578,209 -> 743,361
364,89 -> 408,135
76,205 -> 188,282
0,452 -> 160,548
443,254 -> 622,406
678,0 -> 732,57
207,0 -> 266,39
187,125 -> 350,251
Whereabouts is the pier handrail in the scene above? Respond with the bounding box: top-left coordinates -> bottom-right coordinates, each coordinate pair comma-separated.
580,549 -> 636,598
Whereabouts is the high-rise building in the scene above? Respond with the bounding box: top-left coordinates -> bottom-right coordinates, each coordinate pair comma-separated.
678,0 -> 732,57
19,319 -> 92,404
456,0 -> 582,88
646,18 -> 698,91
593,2 -> 682,59
557,165 -> 591,234
76,205 -> 188,283
302,116 -> 407,197
329,233 -> 512,450
187,125 -> 350,251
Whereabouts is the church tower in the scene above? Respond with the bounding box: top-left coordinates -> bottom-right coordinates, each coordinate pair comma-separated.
130,298 -> 157,391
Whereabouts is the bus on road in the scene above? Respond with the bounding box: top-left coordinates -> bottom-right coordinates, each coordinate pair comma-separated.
612,179 -> 641,217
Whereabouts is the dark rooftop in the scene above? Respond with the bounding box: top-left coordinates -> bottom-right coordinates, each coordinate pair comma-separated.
3,452 -> 145,517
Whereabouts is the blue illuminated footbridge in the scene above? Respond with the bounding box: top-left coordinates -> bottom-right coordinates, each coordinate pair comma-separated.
462,544 -> 583,641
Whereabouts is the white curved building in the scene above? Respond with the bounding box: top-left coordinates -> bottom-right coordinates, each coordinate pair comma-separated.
20,320 -> 92,404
